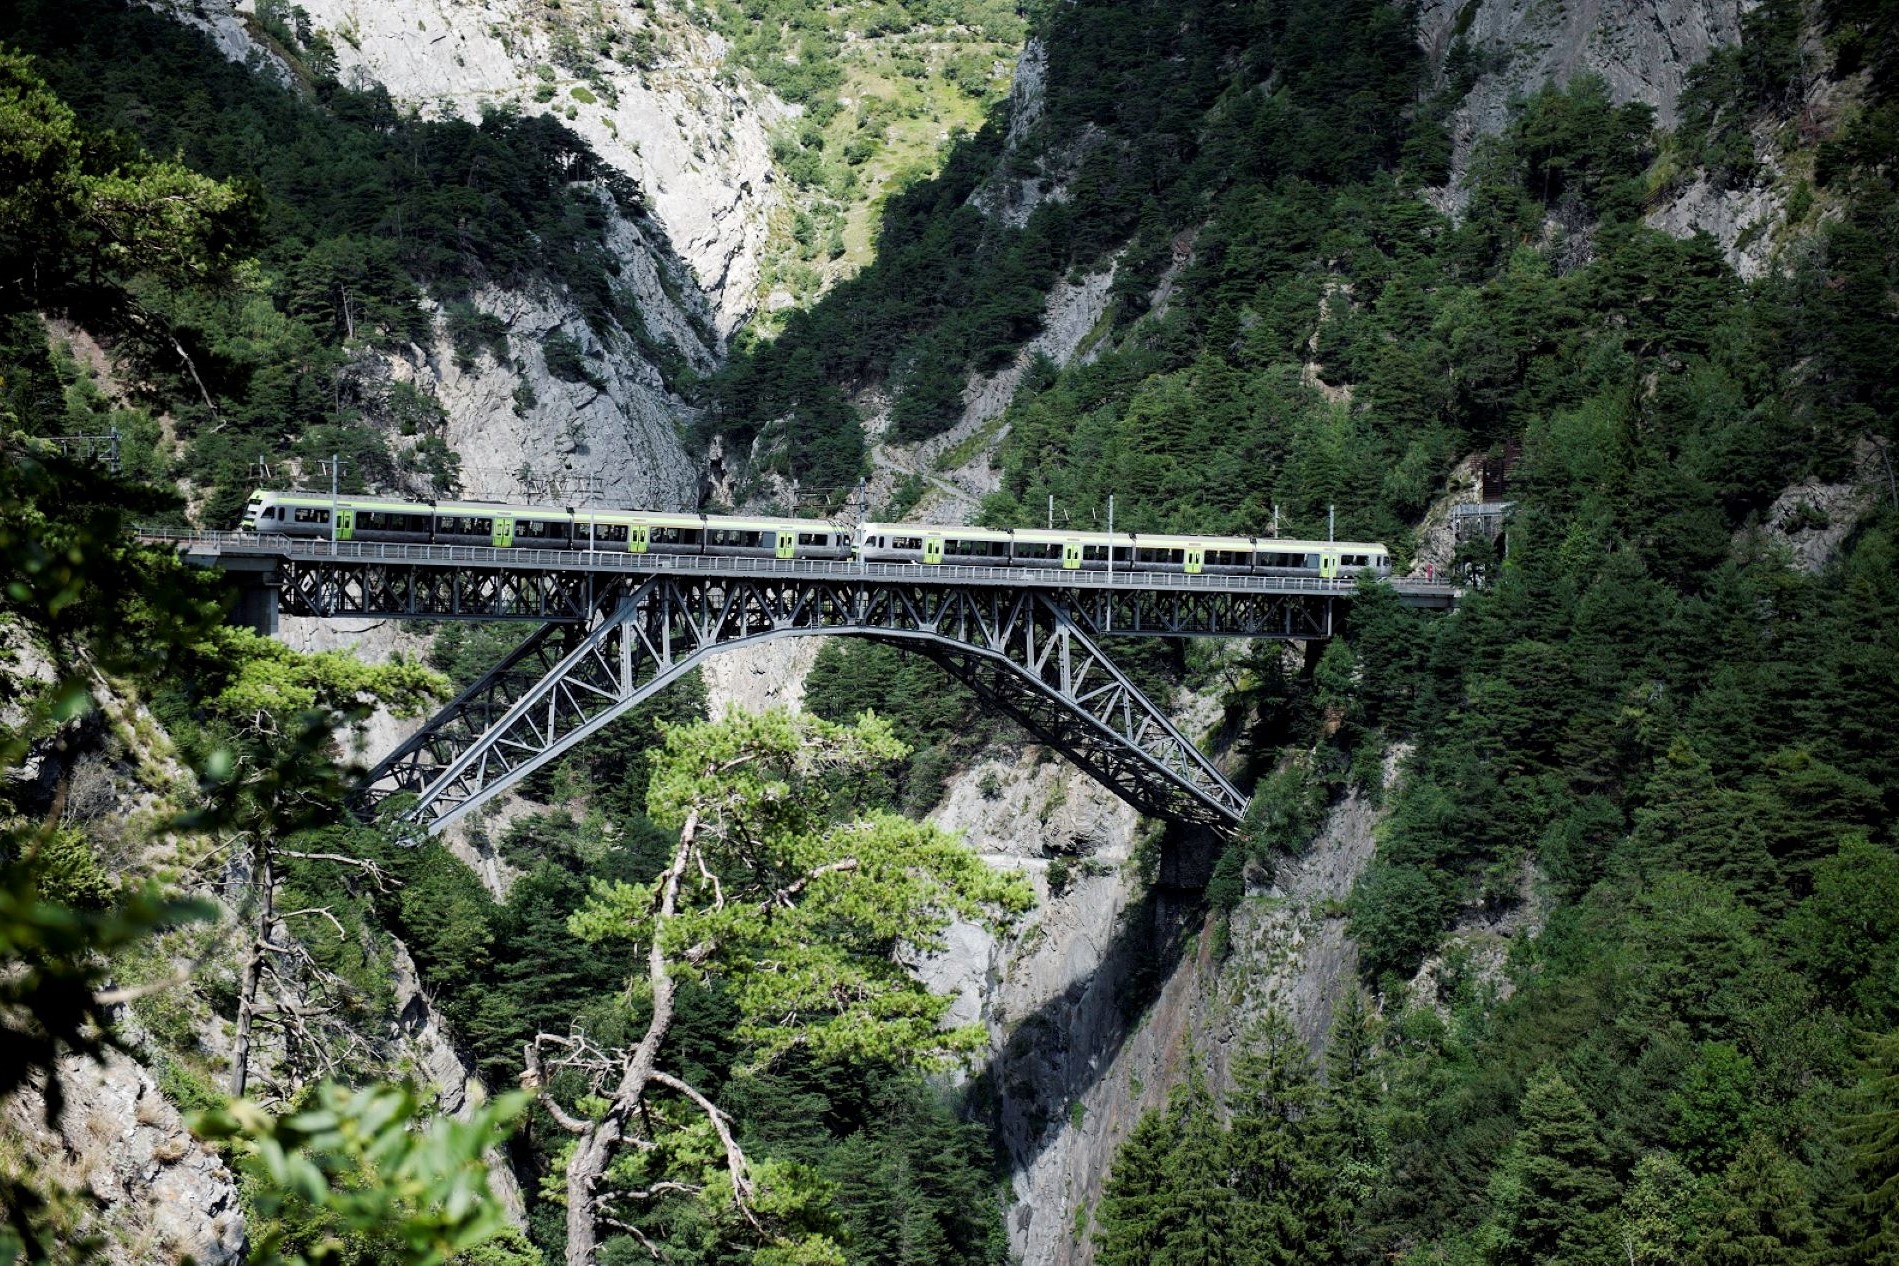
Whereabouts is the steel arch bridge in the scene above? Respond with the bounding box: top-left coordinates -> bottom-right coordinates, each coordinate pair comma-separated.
145,532 -> 1456,837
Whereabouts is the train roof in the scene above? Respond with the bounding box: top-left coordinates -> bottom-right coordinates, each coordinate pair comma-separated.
860,521 -> 1015,541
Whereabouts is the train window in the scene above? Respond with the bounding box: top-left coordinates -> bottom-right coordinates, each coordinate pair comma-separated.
653,526 -> 684,544
1344,554 -> 1366,566
799,532 -> 827,546
594,524 -> 629,543
892,536 -> 922,550
1112,546 -> 1131,563
1083,545 -> 1108,562
1209,550 -> 1246,566
261,506 -> 277,520
1135,547 -> 1184,564
680,529 -> 703,545
293,507 -> 330,524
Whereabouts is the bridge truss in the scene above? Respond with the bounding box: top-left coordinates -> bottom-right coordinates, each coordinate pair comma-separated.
361,573 -> 1275,833
146,534 -> 1454,837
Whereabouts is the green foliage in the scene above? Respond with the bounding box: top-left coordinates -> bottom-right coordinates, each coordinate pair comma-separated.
1055,4 -> 1899,1262
1843,1029 -> 1899,1263
573,710 -> 1032,1067
194,626 -> 447,729
195,1083 -> 531,1266
1094,1001 -> 1381,1265
802,640 -> 998,813
0,0 -> 686,514
1486,1070 -> 1620,1266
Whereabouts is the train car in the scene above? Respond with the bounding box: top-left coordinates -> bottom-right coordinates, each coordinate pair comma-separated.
701,515 -> 853,560
1252,539 -> 1391,579
243,490 -> 344,537
858,522 -> 1014,565
429,500 -> 573,548
1005,527 -> 1108,570
575,510 -> 705,554
1332,543 -> 1391,578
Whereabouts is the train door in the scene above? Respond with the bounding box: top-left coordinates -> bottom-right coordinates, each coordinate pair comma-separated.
1062,540 -> 1082,570
776,529 -> 796,560
629,525 -> 650,554
1318,550 -> 1339,579
923,536 -> 944,565
334,507 -> 354,541
1184,545 -> 1203,574
493,517 -> 514,549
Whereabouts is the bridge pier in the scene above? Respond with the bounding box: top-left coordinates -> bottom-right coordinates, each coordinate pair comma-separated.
216,556 -> 280,636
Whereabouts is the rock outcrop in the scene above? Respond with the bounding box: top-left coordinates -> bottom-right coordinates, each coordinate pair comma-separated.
1417,0 -> 1751,192
3,1052 -> 246,1266
255,0 -> 785,333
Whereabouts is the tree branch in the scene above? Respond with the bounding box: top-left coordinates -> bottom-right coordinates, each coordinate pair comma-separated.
523,1038 -> 594,1135
770,857 -> 858,909
278,906 -> 348,941
651,1070 -> 755,1219
275,850 -> 398,891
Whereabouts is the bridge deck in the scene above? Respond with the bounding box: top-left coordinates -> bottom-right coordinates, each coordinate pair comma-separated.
138,529 -> 1459,608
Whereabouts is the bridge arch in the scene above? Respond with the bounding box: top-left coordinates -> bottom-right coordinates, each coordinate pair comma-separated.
362,573 -> 1247,833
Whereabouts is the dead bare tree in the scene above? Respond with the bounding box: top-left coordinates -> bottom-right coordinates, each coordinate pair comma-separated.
228,834 -> 395,1100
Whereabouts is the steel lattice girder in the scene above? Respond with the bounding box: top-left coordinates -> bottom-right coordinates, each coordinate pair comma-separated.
278,560 -> 599,622
267,556 -> 1341,634
363,573 -> 1250,834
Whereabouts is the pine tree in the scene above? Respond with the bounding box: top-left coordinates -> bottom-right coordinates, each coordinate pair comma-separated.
1695,1136 -> 1822,1266
1842,1028 -> 1899,1265
1226,1011 -> 1323,1264
1317,988 -> 1386,1262
1492,1070 -> 1620,1266
1162,1091 -> 1239,1266
1095,1099 -> 1189,1266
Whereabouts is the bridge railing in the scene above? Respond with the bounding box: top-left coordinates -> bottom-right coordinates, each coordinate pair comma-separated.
134,528 -> 1461,601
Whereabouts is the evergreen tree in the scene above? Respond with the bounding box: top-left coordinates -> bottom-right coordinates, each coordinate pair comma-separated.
1843,1029 -> 1899,1264
1095,1097 -> 1191,1266
1695,1136 -> 1822,1266
1491,1071 -> 1620,1266
1226,1011 -> 1323,1264
1317,988 -> 1386,1261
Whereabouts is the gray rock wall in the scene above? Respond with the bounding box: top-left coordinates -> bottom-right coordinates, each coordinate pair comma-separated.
1417,0 -> 1751,194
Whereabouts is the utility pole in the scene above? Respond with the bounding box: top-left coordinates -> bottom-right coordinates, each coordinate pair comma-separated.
1328,504 -> 1334,542
1047,493 -> 1054,531
1105,493 -> 1114,634
1272,504 -> 1279,538
321,453 -> 348,557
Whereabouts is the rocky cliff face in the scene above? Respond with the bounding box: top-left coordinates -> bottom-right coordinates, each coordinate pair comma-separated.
271,0 -> 784,335
3,1052 -> 246,1266
153,0 -> 721,511
1417,0 -> 1751,186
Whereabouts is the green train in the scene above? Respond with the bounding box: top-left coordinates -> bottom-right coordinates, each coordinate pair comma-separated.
241,491 -> 1391,579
